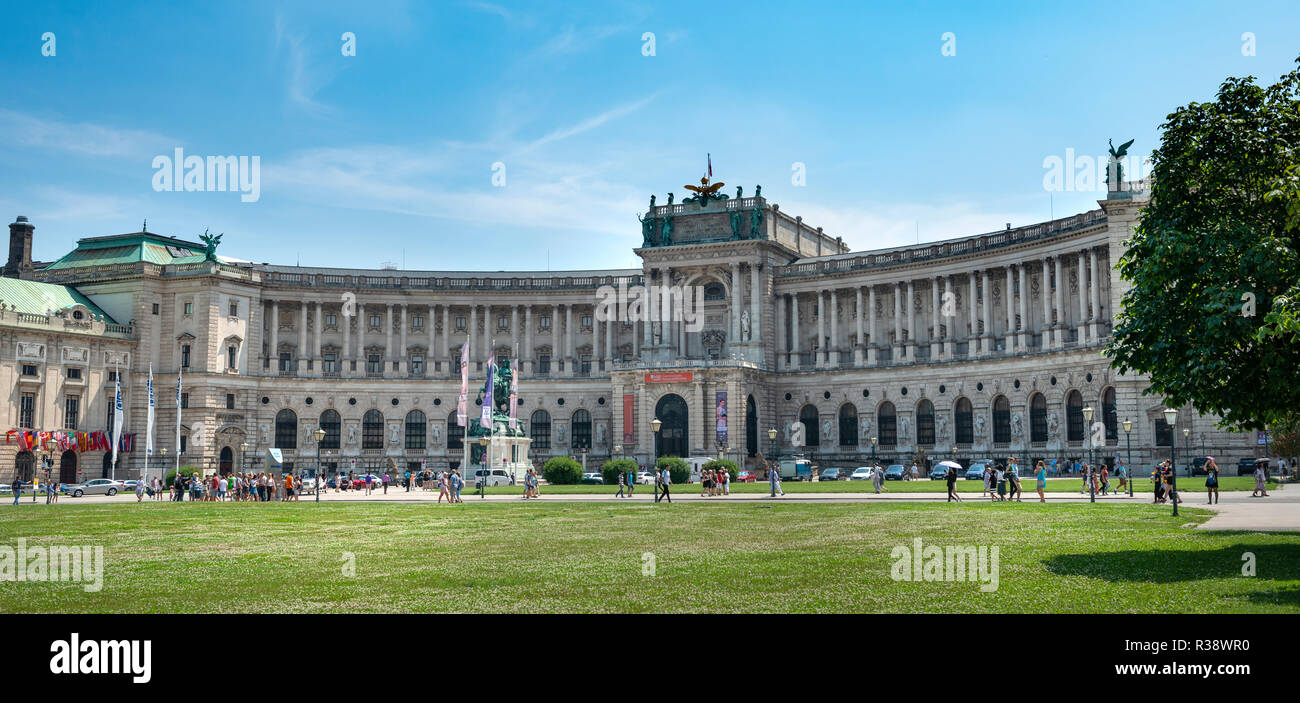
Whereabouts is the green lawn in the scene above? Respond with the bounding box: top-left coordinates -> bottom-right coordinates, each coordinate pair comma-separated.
482,475 -> 1277,495
1,501 -> 1297,613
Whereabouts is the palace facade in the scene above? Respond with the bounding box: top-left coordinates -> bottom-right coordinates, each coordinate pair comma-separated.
0,183 -> 1260,483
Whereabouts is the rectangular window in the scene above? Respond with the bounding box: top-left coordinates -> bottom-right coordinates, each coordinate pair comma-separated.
21,364 -> 38,377
581,315 -> 592,328
65,368 -> 82,380
455,316 -> 466,330
323,354 -> 337,374
325,313 -> 337,327
537,355 -> 551,374
367,354 -> 381,375
181,393 -> 189,409
64,396 -> 79,430
580,354 -> 592,374
184,301 -> 193,315
498,316 -> 508,330
540,316 -> 551,329
229,300 -> 239,317
151,303 -> 159,315
369,314 -> 381,328
180,435 -> 187,454
106,396 -> 114,434
413,315 -> 424,329
227,346 -> 237,369
226,393 -> 235,410
181,345 -> 191,368
279,352 -> 291,371
411,355 -> 424,374
19,393 -> 35,428
108,371 -> 118,382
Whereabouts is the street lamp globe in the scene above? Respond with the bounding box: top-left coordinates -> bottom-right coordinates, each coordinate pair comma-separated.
1122,419 -> 1132,433
767,428 -> 777,441
650,418 -> 662,433
1183,427 -> 1190,438
614,444 -> 621,454
1163,407 -> 1178,426
1082,406 -> 1093,422
314,428 -> 326,442
871,436 -> 878,447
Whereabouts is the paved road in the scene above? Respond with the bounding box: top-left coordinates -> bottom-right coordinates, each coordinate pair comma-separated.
13,484 -> 1298,531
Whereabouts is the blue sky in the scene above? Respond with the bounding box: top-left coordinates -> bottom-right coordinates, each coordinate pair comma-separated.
2,0 -> 1298,271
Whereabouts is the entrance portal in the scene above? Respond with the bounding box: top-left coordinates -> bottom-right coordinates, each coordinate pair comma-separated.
654,394 -> 688,458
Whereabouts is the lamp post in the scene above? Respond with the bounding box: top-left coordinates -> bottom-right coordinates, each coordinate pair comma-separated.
1164,407 -> 1179,516
1183,427 -> 1191,465
1122,419 -> 1133,497
313,428 -> 325,502
650,417 -> 662,500
240,441 -> 249,477
478,435 -> 490,499
1083,406 -> 1094,503
871,436 -> 878,464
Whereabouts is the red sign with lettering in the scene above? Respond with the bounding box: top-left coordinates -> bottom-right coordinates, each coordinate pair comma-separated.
623,394 -> 635,444
644,372 -> 693,384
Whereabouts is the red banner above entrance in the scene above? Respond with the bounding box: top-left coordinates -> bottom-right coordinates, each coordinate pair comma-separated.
644,372 -> 693,384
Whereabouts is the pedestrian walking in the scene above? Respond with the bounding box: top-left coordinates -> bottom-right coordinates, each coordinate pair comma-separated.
1205,457 -> 1221,504
945,466 -> 962,502
615,470 -> 626,498
656,465 -> 672,503
1252,460 -> 1269,497
1035,460 -> 1048,503
11,476 -> 22,505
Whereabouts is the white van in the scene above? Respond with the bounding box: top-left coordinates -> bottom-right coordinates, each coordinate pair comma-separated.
473,468 -> 513,487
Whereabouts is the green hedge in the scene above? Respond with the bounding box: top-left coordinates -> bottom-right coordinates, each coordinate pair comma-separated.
656,456 -> 690,485
542,456 -> 584,485
703,459 -> 738,482
165,466 -> 202,485
601,458 -> 638,485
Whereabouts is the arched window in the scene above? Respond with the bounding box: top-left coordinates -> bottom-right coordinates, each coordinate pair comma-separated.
1154,417 -> 1172,447
838,404 -> 858,446
447,411 -> 463,450
799,405 -> 820,447
530,410 -> 551,450
571,409 -> 592,449
275,409 -> 297,449
954,398 -> 973,444
405,410 -> 426,450
319,410 -> 340,449
992,396 -> 1011,444
1066,390 -> 1084,442
878,402 -> 897,447
1102,387 -> 1118,441
703,282 -> 725,300
1030,394 -> 1048,443
916,399 -> 935,446
14,450 -> 35,482
362,410 -> 384,449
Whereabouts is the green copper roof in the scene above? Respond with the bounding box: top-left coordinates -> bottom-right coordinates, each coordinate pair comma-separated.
0,277 -> 117,322
43,232 -> 212,270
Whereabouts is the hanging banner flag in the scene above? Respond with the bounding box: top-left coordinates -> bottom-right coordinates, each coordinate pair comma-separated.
508,357 -> 519,431
623,394 -> 635,444
716,391 -> 728,446
457,342 -> 470,427
146,365 -> 155,458
481,351 -> 495,426
111,369 -> 124,470
175,366 -> 183,471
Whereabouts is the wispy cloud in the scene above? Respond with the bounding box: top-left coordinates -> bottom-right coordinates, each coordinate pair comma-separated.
520,93 -> 658,153
0,109 -> 173,158
273,13 -> 341,119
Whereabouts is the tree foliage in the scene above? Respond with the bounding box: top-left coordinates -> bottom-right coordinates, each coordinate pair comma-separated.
1108,60 -> 1300,430
541,456 -> 583,485
655,456 -> 690,484
600,458 -> 638,485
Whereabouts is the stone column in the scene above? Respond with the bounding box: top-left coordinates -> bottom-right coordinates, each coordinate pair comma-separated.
791,293 -> 801,369
944,275 -> 955,357
967,273 -> 977,353
1054,256 -> 1065,349
551,303 -> 560,370
1041,259 -> 1052,346
906,280 -> 915,358
1005,266 -> 1015,354
816,291 -> 826,368
1076,252 -> 1088,344
1089,247 -> 1101,341
483,304 -> 492,364
750,261 -> 761,342
341,300 -> 351,373
776,294 -> 786,371
442,305 -> 451,362
524,306 -> 533,375
604,310 -> 613,368
854,286 -> 864,366
314,301 -> 323,374
269,300 -> 279,372
829,289 -> 838,366
566,304 -> 574,376
296,302 -> 306,373
930,278 -> 940,359
469,305 -> 477,364
981,270 -> 992,355
428,304 -> 437,375
867,285 -> 878,365
1017,264 -> 1028,349
357,303 -> 366,375
641,287 -> 652,349
385,303 -> 394,376
730,262 -> 741,346
893,282 -> 903,359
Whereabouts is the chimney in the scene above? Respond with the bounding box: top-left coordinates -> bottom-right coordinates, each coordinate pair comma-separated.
4,216 -> 35,279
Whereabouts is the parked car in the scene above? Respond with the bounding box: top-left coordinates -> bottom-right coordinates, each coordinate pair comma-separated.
1237,458 -> 1267,476
1188,457 -> 1211,475
635,471 -> 657,485
884,465 -> 905,480
580,472 -> 604,485
735,470 -> 756,483
819,468 -> 842,481
964,463 -> 987,481
928,465 -> 949,480
62,479 -> 124,498
475,469 -> 514,487
350,474 -> 383,490
121,479 -> 143,492
849,467 -> 874,481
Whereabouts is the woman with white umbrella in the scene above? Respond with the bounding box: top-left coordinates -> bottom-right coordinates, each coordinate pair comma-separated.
939,460 -> 963,502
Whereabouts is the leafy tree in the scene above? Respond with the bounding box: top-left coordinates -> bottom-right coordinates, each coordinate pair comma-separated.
541,456 -> 583,485
601,458 -> 638,485
1108,60 -> 1300,430
165,466 -> 201,484
655,456 -> 690,485
702,459 -> 738,481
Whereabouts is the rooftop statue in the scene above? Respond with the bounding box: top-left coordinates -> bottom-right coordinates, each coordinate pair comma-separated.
755,185 -> 761,198
200,229 -> 223,261
736,185 -> 743,199
1106,138 -> 1135,187
730,208 -> 743,240
683,176 -> 728,206
661,215 -> 674,246
650,194 -> 656,208
638,212 -> 658,247
749,203 -> 765,238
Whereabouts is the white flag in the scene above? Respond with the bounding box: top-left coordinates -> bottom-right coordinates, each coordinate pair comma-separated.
175,366 -> 183,470
457,342 -> 470,427
111,368 -> 124,469
146,365 -> 155,457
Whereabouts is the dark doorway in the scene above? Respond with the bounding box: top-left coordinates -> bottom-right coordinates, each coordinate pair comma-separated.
60,451 -> 78,483
654,394 -> 688,458
219,446 -> 233,475
746,395 -> 758,457
14,451 -> 35,482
